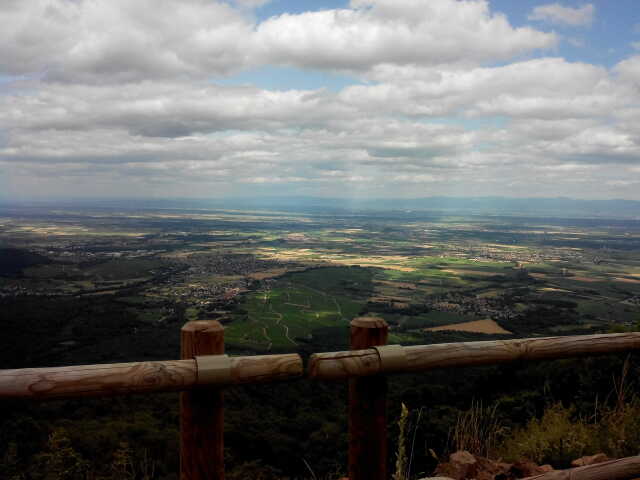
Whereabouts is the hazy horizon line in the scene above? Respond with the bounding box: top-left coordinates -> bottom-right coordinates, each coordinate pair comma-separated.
2,194 -> 640,203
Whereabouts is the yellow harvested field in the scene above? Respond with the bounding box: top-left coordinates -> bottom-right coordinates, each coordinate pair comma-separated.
342,255 -> 412,262
486,244 -> 525,249
392,302 -> 410,309
163,251 -> 208,258
326,237 -> 355,242
260,250 -> 316,261
368,296 -> 412,303
285,233 -> 310,241
330,258 -> 416,271
280,249 -> 313,255
257,250 -> 417,272
614,277 -> 640,284
477,290 -> 500,298
248,268 -> 293,280
425,319 -> 512,334
374,280 -> 417,289
571,276 -> 599,282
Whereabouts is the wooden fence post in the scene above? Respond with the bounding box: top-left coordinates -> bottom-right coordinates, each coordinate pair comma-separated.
348,316 -> 389,480
181,320 -> 225,480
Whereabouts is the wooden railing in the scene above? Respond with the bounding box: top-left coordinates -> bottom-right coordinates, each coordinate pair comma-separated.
1,317 -> 640,480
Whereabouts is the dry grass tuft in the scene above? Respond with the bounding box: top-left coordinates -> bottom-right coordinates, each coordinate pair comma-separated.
450,400 -> 505,459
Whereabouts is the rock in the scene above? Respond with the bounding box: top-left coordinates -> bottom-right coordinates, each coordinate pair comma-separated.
434,450 -> 478,480
451,450 -> 477,466
509,459 -> 550,477
418,477 -> 456,480
571,453 -> 609,467
433,450 -> 518,479
474,456 -> 512,480
432,452 -> 554,479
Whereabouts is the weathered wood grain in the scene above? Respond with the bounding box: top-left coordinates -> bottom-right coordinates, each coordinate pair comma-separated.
348,316 -> 388,480
181,320 -> 225,480
308,333 -> 640,380
229,353 -> 303,383
0,359 -> 197,399
523,455 -> 640,480
0,355 -> 303,400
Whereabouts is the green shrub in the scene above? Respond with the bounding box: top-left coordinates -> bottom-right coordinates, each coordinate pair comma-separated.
31,429 -> 91,480
499,403 -> 591,467
593,397 -> 640,458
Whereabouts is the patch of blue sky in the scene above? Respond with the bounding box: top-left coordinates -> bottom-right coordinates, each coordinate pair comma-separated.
0,73 -> 42,84
0,73 -> 43,97
490,0 -> 640,68
0,75 -> 20,95
0,75 -> 18,84
213,65 -> 363,91
253,0 -> 349,22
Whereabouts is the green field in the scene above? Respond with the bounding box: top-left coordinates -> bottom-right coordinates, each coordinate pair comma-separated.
225,267 -> 373,350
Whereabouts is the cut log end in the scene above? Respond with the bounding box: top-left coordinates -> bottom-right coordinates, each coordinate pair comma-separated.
181,320 -> 225,333
350,316 -> 388,329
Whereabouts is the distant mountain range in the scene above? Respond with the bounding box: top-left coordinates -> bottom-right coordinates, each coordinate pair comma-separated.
1,196 -> 639,218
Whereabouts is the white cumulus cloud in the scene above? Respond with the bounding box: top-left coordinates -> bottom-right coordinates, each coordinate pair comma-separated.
255,0 -> 557,71
528,3 -> 594,26
0,0 -> 558,83
0,0 -> 254,82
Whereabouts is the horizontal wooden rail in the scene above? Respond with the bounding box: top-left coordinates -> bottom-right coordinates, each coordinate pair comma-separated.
2,323 -> 640,480
0,353 -> 303,400
523,455 -> 640,480
308,332 -> 640,380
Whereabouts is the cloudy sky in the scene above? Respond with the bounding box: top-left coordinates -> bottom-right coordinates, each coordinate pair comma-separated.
1,0 -> 639,200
